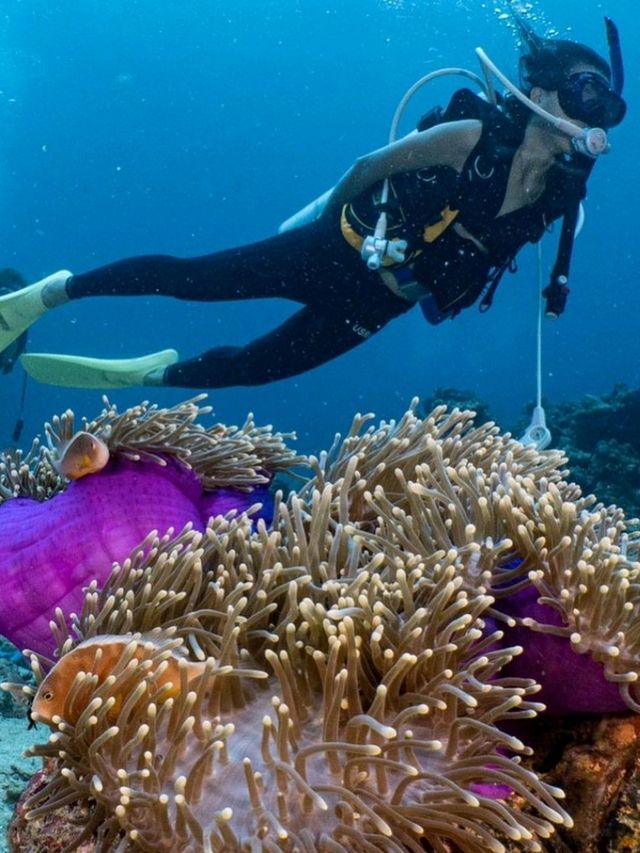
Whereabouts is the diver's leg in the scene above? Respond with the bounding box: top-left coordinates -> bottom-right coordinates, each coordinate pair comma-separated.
0,225 -> 327,355
159,301 -> 401,388
19,261 -> 413,389
21,305 -> 377,390
66,226 -> 327,303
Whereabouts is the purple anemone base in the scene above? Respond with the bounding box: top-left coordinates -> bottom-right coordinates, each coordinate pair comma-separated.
0,455 -> 272,656
499,585 -> 628,716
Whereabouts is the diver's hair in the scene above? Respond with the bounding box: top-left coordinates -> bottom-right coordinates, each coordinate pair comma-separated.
519,40 -> 611,93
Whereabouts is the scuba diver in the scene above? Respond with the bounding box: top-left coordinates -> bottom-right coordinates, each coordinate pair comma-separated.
0,14 -> 627,390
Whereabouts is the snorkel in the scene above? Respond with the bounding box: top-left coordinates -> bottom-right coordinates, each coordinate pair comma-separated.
605,17 -> 624,98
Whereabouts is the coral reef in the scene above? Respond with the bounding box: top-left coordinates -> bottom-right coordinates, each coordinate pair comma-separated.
416,388 -> 492,426
4,399 -> 640,852
10,762 -> 95,853
502,713 -> 640,853
534,384 -> 640,520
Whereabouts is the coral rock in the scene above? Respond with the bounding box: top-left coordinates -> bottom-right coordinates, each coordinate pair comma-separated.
8,760 -> 95,853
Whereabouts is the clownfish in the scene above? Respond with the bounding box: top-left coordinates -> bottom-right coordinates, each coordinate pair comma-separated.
31,633 -> 209,727
52,431 -> 110,480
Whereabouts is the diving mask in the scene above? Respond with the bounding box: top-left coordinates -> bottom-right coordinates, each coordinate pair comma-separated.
476,48 -> 612,158
557,71 -> 626,130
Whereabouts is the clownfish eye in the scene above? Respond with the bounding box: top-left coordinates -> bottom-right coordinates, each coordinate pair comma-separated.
42,690 -> 54,702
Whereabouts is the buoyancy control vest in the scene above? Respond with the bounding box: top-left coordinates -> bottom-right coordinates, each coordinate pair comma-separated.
340,88 -> 592,322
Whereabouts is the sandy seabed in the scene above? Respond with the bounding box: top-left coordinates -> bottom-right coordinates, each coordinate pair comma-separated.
0,713 -> 40,853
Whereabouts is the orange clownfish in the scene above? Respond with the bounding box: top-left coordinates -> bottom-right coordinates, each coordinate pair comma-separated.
52,431 -> 110,480
31,633 -> 208,727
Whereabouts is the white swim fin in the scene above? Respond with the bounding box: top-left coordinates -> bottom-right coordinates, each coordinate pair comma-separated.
0,270 -> 72,353
21,348 -> 179,389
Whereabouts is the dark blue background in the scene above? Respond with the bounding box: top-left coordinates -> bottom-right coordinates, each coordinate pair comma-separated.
0,0 -> 636,452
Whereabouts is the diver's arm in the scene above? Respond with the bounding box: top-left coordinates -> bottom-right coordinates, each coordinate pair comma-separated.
323,119 -> 482,217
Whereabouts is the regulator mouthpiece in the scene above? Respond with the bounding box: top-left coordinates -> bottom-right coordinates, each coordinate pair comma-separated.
571,126 -> 609,158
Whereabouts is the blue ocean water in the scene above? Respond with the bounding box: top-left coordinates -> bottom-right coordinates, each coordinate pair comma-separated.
0,0 -> 636,454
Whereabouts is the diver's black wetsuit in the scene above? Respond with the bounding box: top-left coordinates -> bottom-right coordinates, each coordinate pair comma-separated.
67,110 -> 587,389
67,219 -> 413,388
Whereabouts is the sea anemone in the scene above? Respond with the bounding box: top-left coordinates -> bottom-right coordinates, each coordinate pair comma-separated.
24,517 -> 570,853
0,395 -> 301,656
7,398 -> 640,851
317,405 -> 640,714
